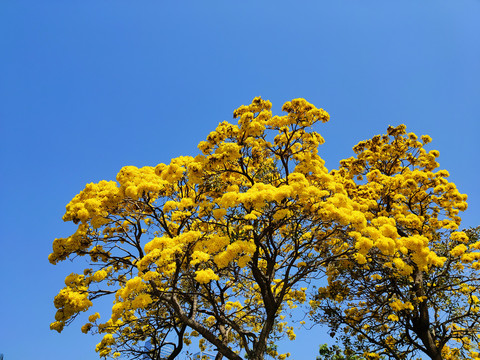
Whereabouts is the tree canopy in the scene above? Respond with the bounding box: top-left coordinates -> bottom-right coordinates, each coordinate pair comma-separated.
310,126 -> 479,360
49,97 -> 476,360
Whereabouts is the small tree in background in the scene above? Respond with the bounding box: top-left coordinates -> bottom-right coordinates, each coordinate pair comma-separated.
317,343 -> 367,360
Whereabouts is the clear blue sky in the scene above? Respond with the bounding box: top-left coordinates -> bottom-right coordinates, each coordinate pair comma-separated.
0,1 -> 479,359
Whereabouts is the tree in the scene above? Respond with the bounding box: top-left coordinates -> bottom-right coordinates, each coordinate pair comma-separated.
311,126 -> 479,360
50,97 -> 373,360
49,98 -> 476,360
316,343 -> 367,360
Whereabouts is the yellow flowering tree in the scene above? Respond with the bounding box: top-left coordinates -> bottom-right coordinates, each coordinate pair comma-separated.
50,97 -> 373,360
311,126 -> 478,360
50,98 -> 475,360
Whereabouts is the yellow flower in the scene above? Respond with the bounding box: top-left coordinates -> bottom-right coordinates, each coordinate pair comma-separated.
88,312 -> 101,322
450,244 -> 467,257
195,269 -> 219,284
388,314 -> 399,321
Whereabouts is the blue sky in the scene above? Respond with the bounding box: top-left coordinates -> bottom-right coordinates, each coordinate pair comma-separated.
0,1 -> 479,359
